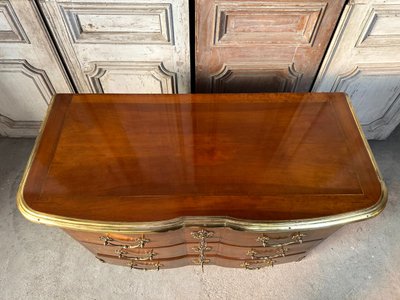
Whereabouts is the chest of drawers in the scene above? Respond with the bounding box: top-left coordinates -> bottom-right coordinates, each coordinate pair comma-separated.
17,93 -> 386,270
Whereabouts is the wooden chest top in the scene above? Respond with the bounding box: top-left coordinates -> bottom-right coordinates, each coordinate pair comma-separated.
18,93 -> 386,232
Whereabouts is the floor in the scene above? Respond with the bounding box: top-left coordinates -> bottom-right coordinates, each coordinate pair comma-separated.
0,127 -> 399,300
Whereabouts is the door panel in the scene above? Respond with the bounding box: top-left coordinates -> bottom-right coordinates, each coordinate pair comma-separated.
0,0 -> 72,137
39,0 -> 190,94
313,1 -> 400,139
85,62 -> 177,93
60,3 -> 174,44
195,0 -> 346,93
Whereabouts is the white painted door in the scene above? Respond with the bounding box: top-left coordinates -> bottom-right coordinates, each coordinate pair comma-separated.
313,0 -> 400,140
0,0 -> 72,137
39,0 -> 190,94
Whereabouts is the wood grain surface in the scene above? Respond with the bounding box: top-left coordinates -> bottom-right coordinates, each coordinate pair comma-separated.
195,0 -> 346,93
22,93 -> 382,223
95,252 -> 308,269
64,226 -> 338,248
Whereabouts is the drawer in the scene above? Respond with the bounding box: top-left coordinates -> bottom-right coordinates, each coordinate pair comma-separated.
83,236 -> 320,263
219,226 -> 340,247
216,239 -> 321,260
95,252 -> 308,270
236,252 -> 308,270
213,252 -> 308,269
65,226 -> 337,254
82,238 -> 318,260
64,227 -> 224,248
82,241 -> 190,259
64,227 -> 224,249
64,228 -> 187,248
95,253 -> 191,270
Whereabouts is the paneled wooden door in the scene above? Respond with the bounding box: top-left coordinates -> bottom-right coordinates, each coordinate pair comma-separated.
195,0 -> 346,93
313,0 -> 400,140
0,0 -> 72,137
39,0 -> 190,94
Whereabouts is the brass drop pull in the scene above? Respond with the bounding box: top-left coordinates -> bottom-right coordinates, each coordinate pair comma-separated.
256,232 -> 306,248
191,229 -> 214,272
127,261 -> 162,271
247,245 -> 288,260
115,249 -> 156,261
99,235 -> 150,249
241,259 -> 274,270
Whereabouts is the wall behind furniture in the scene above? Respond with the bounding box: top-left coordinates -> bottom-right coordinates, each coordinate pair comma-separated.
0,0 -> 73,137
195,0 -> 346,93
38,0 -> 191,94
1,0 -> 400,139
313,0 -> 400,140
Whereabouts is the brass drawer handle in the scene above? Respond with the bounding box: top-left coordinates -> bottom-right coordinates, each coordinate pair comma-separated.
127,261 -> 162,271
191,229 -> 214,271
241,259 -> 274,270
247,245 -> 288,260
256,232 -> 306,248
115,249 -> 156,261
191,229 -> 214,240
100,236 -> 150,249
192,246 -> 212,253
291,232 -> 306,243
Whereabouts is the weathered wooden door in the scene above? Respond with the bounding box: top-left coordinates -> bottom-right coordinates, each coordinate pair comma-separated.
0,0 -> 72,137
39,0 -> 190,94
195,0 -> 346,93
313,0 -> 400,140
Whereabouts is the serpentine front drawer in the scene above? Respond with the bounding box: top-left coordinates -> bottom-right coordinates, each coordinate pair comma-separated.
66,228 -> 324,260
95,252 -> 309,270
17,93 -> 387,271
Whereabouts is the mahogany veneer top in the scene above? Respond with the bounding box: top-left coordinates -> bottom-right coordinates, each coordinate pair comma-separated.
22,93 -> 384,223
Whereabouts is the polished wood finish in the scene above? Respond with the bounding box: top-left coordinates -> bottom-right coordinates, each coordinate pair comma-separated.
20,92 -> 385,269
95,252 -> 308,270
195,0 -> 346,93
82,240 -> 319,260
64,226 -> 338,248
65,226 -> 331,269
65,227 -> 326,259
23,93 -> 382,222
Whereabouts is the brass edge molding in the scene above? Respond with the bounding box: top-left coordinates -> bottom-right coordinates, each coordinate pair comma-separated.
16,93 -> 57,222
344,93 -> 388,212
17,94 -> 388,234
17,184 -> 387,233
344,94 -> 385,182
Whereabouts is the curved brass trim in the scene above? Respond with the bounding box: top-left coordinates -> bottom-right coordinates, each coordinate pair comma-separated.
16,180 -> 388,233
16,94 -> 388,234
